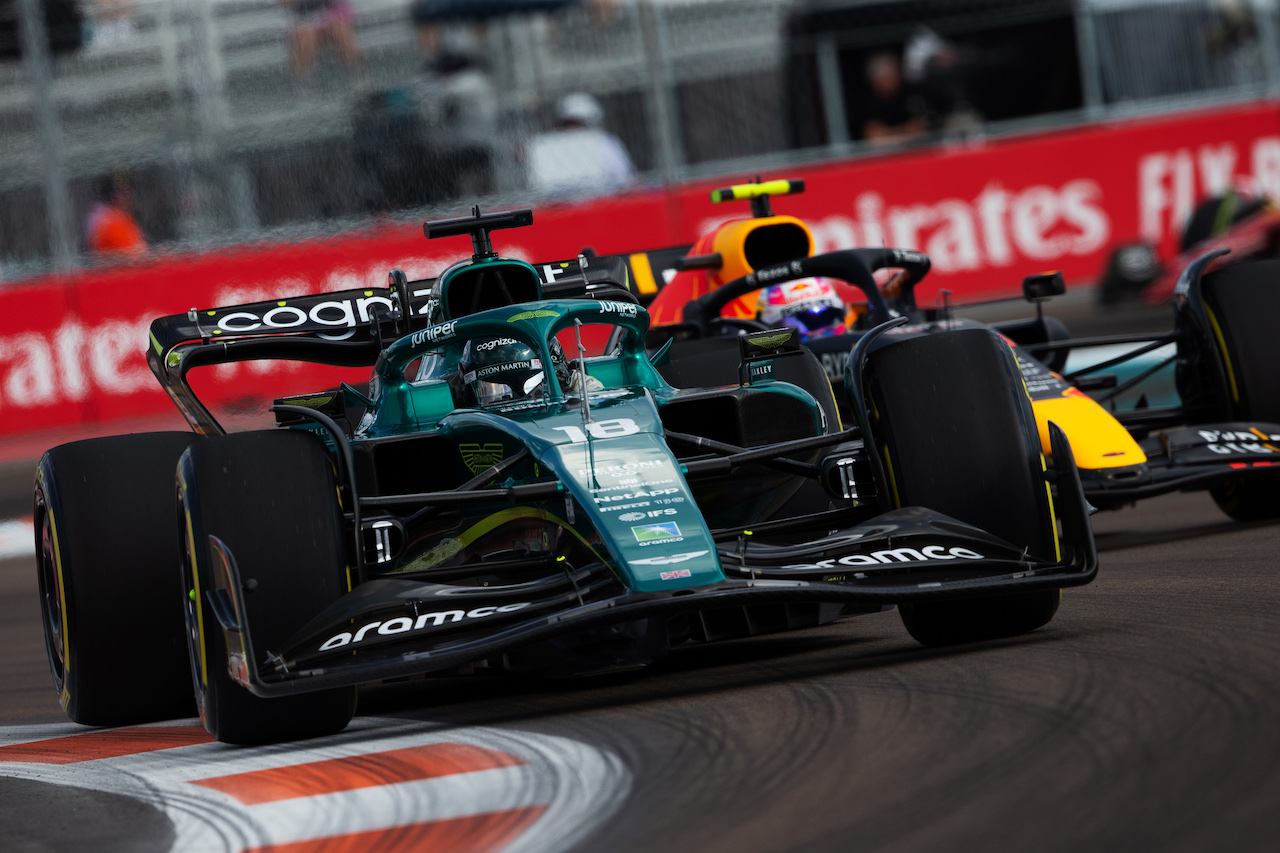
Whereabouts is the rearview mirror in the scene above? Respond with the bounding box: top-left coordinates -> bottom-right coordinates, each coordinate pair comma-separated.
1023,272 -> 1065,301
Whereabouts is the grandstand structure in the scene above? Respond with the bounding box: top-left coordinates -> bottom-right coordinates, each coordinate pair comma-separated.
0,0 -> 790,275
0,0 -> 1276,277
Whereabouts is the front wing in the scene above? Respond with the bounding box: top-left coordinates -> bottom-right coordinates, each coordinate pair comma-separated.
1080,421 -> 1280,505
203,426 -> 1096,698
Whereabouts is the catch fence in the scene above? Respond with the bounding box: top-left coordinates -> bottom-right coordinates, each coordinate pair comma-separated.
1,0 -> 1277,277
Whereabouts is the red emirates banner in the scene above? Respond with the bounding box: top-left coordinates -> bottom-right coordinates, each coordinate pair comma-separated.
2,100 -> 1278,442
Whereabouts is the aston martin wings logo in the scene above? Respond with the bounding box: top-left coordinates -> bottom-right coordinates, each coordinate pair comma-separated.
459,443 -> 505,473
751,331 -> 794,349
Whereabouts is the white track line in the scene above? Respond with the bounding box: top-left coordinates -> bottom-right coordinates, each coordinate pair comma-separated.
0,517 -> 33,560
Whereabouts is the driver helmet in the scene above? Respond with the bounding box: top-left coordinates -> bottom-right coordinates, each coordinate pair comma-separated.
460,337 -> 546,407
758,278 -> 847,340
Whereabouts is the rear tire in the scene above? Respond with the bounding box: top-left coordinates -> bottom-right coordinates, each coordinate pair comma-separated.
1200,260 -> 1280,521
864,329 -> 1061,646
179,429 -> 356,744
34,433 -> 200,726
1207,478 -> 1280,522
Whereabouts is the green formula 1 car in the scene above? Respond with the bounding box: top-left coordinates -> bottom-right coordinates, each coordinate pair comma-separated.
34,209 -> 1095,744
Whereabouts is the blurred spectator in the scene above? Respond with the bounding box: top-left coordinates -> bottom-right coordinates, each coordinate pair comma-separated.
421,50 -> 499,143
85,172 -> 146,257
409,0 -> 616,65
353,87 -> 433,211
903,27 -> 981,135
860,52 -> 926,145
353,52 -> 499,213
527,93 -> 636,196
90,0 -> 137,47
419,50 -> 499,194
278,0 -> 361,84
411,0 -> 567,57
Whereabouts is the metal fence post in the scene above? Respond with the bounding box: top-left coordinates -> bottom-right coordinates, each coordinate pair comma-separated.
1074,0 -> 1106,116
1251,0 -> 1280,95
18,0 -> 76,271
816,35 -> 850,151
638,0 -> 685,185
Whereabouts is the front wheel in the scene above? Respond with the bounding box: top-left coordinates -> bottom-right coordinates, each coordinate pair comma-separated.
179,429 -> 356,744
864,329 -> 1062,646
1200,260 -> 1280,521
1209,478 -> 1280,523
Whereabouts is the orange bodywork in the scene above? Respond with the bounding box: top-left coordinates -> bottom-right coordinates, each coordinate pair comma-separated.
1032,387 -> 1147,469
646,215 -> 815,326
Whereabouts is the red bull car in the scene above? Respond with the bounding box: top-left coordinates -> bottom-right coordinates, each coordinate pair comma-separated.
608,178 -> 1280,521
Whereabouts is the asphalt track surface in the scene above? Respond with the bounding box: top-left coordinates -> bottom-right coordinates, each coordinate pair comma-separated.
2,485 -> 1279,852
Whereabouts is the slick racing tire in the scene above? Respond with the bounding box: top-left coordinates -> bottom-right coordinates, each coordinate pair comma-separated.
1200,260 -> 1280,521
865,329 -> 1062,647
179,430 -> 356,745
34,433 -> 200,726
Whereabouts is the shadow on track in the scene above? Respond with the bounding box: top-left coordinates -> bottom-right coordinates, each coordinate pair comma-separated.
357,616 -> 1091,731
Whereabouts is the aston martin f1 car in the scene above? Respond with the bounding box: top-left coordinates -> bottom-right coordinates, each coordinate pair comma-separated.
34,207 -> 1094,744
618,179 -> 1280,521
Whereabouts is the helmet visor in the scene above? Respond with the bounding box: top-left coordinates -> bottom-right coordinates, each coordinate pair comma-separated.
783,305 -> 846,338
468,368 -> 545,406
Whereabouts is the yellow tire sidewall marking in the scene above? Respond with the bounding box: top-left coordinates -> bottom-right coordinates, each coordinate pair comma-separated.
1204,304 -> 1241,404
36,469 -> 72,710
179,474 -> 209,689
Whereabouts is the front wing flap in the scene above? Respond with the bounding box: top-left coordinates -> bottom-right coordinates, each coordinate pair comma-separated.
1082,421 -> 1280,503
